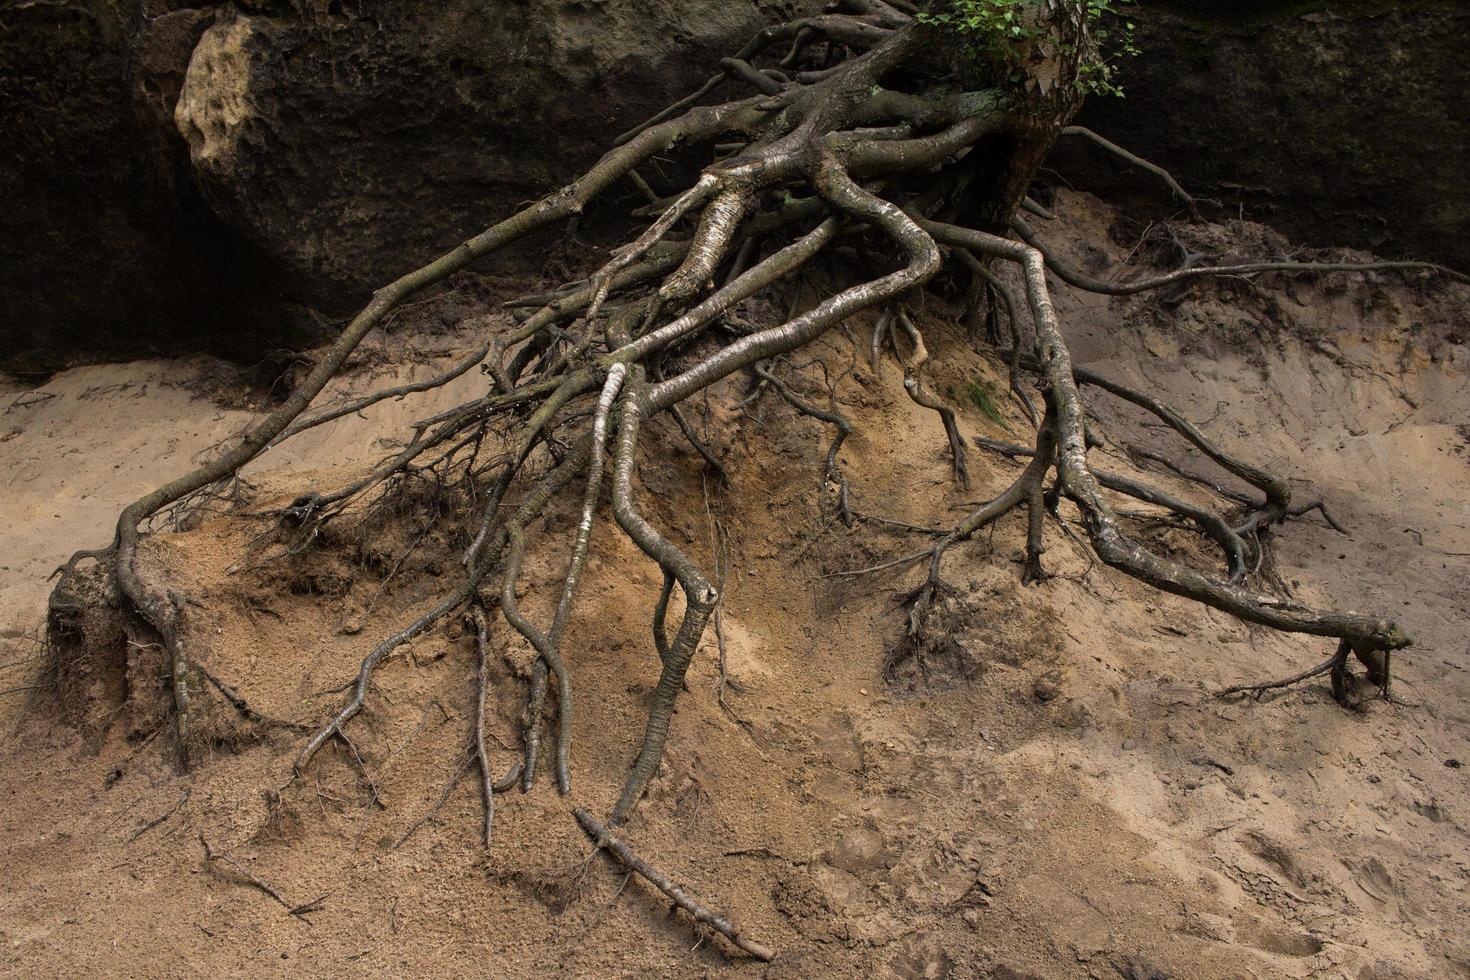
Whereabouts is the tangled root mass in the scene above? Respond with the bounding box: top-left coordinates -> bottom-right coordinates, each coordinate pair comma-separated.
48,0 -> 1454,960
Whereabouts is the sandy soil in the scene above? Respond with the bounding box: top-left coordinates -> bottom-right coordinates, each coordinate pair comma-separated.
1,192 -> 1467,978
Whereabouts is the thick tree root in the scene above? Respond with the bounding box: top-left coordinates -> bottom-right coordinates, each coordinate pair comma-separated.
922,216 -> 1409,649
609,372 -> 719,824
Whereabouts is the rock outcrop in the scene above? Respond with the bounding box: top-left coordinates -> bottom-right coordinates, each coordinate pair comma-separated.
0,0 -> 795,370
170,2 -> 790,312
0,3 -> 262,372
4,0 -> 1465,370
1065,0 -> 1469,269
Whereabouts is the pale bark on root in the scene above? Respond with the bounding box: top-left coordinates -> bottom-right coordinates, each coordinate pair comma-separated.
87,89 -> 770,765
971,430 -> 1249,581
609,372 -> 718,824
922,217 -> 1408,655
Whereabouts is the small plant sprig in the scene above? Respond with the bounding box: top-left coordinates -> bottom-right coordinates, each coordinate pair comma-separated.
919,0 -> 1137,99
963,376 -> 1010,429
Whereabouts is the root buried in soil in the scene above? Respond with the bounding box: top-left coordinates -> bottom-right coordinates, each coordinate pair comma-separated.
41,0 -> 1453,964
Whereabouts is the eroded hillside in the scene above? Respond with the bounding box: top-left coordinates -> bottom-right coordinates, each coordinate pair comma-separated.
2,192 -> 1467,977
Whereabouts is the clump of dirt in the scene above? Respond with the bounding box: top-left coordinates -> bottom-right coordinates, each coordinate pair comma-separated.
885,578 -> 1065,695
44,561 -> 131,743
3,193 -> 1469,977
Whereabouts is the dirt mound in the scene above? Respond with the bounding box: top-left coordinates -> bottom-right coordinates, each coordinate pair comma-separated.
3,192 -> 1469,977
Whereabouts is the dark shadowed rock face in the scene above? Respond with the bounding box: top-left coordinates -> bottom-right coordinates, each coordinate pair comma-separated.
4,0 -> 1464,371
0,3 -> 271,372
1063,0 -> 1469,269
0,0 -> 794,371
171,1 -> 791,313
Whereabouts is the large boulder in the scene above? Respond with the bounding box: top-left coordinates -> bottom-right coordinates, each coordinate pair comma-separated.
170,1 -> 792,313
1065,0 -> 1470,269
0,0 -> 795,371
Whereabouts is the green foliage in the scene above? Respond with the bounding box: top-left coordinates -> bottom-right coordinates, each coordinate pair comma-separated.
918,0 -> 1137,99
963,376 -> 1009,428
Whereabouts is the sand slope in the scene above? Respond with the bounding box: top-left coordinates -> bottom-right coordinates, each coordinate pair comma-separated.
1,193 -> 1467,978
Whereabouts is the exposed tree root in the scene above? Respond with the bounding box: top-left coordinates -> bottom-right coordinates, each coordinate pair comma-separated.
1013,214 -> 1468,294
895,308 -> 970,487
1218,638 -> 1391,708
201,833 -> 327,917
573,807 -> 776,962
1060,125 -> 1204,221
49,6 -> 1436,956
471,602 -> 511,849
753,362 -> 854,525
923,216 -> 1409,649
